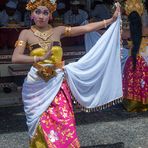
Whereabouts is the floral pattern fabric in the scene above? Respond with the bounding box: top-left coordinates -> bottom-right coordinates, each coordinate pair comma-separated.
38,80 -> 80,148
123,56 -> 148,111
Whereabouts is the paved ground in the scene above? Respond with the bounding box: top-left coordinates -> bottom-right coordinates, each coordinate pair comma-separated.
0,104 -> 148,148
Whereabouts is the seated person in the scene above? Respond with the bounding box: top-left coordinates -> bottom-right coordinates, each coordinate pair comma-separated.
0,0 -> 7,12
91,0 -> 111,22
53,0 -> 66,23
17,0 -> 31,26
64,0 -> 88,26
0,0 -> 21,27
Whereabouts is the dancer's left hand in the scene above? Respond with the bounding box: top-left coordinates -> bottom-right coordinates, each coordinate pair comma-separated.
112,2 -> 121,22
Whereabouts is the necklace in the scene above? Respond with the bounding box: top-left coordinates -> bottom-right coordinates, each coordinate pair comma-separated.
39,41 -> 52,51
31,25 -> 53,41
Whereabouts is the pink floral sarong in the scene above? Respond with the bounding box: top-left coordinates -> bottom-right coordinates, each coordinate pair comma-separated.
30,80 -> 80,148
123,56 -> 148,112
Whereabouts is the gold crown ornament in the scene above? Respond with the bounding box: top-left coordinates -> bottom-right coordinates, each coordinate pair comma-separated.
26,0 -> 57,13
124,0 -> 144,16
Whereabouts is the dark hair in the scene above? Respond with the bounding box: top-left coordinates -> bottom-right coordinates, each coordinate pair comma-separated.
128,11 -> 142,70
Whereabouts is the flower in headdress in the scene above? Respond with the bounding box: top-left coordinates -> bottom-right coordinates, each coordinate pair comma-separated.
30,0 -> 56,4
30,0 -> 36,3
50,0 -> 56,5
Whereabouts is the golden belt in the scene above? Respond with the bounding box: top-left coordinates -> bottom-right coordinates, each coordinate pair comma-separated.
33,63 -> 57,82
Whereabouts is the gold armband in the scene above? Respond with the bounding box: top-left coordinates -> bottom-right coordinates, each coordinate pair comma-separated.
15,40 -> 26,48
64,26 -> 72,36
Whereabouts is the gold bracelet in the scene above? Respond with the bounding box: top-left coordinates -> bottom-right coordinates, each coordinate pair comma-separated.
33,56 -> 37,63
15,40 -> 26,47
103,20 -> 107,28
64,26 -> 72,36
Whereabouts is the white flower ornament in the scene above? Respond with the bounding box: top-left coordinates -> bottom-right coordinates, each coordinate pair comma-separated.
50,0 -> 56,4
30,0 -> 56,4
31,0 -> 36,3
48,130 -> 59,143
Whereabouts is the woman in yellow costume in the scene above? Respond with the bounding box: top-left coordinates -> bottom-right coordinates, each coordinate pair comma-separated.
12,0 -> 121,147
122,0 -> 148,112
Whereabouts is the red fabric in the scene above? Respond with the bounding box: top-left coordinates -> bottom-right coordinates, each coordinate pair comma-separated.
40,81 -> 80,148
0,28 -> 23,49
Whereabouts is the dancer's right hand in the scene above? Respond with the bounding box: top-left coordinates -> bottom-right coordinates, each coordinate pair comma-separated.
40,43 -> 52,61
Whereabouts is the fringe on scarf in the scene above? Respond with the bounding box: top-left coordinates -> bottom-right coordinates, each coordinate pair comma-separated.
72,97 -> 123,113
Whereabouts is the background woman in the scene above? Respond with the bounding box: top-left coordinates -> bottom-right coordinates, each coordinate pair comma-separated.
123,0 -> 148,112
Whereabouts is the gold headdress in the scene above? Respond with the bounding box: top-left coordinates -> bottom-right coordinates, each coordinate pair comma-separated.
124,0 -> 144,16
26,0 -> 57,13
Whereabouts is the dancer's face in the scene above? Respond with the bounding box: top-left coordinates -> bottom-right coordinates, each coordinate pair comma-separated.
32,6 -> 51,28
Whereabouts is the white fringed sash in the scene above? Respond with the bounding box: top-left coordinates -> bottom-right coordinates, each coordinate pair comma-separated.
65,16 -> 122,108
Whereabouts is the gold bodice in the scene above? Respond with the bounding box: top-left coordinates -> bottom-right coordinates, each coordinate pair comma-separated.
29,41 -> 63,65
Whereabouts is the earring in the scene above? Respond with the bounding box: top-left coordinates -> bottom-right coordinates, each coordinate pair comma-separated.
49,14 -> 53,22
30,16 -> 34,21
30,16 -> 35,25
